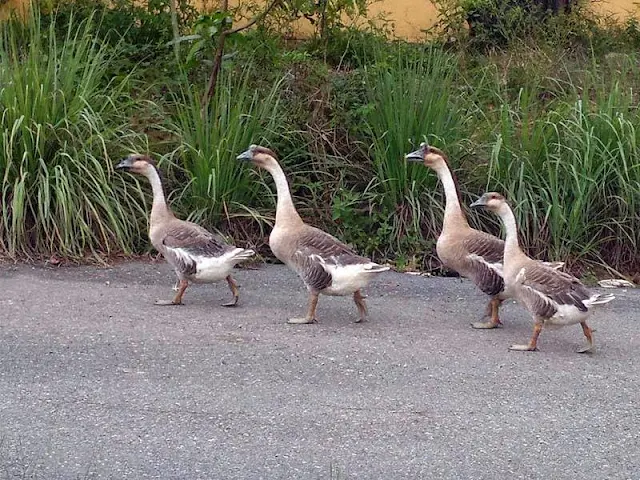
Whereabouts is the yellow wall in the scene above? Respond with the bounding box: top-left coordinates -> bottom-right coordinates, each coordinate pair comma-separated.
2,0 -> 639,39
372,0 -> 638,39
0,0 -> 28,19
360,1 -> 439,39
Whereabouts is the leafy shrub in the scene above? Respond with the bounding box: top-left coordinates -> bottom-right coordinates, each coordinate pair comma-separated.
271,0 -> 374,39
41,0 -> 197,60
431,0 -> 609,51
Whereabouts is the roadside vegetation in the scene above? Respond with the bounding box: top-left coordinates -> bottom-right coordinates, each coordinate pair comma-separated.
0,0 -> 638,279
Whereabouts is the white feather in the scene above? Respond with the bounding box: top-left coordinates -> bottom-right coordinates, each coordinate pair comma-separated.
516,268 -> 615,328
543,261 -> 565,270
585,293 -> 615,306
168,246 -> 254,283
515,267 -> 527,284
544,303 -> 590,328
315,256 -> 389,296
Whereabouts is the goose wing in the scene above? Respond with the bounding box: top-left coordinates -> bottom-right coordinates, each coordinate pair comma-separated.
292,227 -> 370,291
161,221 -> 232,275
516,263 -> 590,318
459,232 -> 505,296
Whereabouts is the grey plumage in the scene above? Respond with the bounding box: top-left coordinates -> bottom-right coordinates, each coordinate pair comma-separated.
159,221 -> 241,279
116,153 -> 254,306
470,191 -> 615,352
460,234 -> 505,297
237,144 -> 388,323
516,264 -> 591,318
290,227 -> 373,291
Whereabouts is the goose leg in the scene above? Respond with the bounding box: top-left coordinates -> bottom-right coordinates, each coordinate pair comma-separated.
221,275 -> 240,307
155,279 -> 188,306
353,290 -> 368,323
471,297 -> 503,329
288,292 -> 319,324
577,321 -> 595,353
509,319 -> 542,351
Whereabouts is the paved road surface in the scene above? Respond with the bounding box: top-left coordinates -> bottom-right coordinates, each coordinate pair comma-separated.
0,262 -> 638,479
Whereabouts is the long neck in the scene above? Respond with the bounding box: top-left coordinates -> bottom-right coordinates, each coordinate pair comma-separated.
264,159 -> 303,226
145,167 -> 173,225
498,203 -> 525,263
434,162 -> 468,229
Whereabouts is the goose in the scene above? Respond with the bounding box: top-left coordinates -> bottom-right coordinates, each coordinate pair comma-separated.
405,142 -> 564,328
116,154 -> 255,306
405,142 -> 511,329
470,192 -> 614,352
236,145 -> 389,324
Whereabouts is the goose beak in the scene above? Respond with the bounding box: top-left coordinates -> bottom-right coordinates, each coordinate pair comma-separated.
115,157 -> 134,170
405,142 -> 429,162
236,148 -> 253,161
469,196 -> 488,209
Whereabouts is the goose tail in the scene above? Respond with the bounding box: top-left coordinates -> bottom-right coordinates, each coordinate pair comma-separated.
363,263 -> 391,273
585,293 -> 615,307
230,248 -> 256,263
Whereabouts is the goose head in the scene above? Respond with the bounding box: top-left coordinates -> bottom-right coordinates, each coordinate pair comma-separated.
470,192 -> 509,215
405,142 -> 448,170
236,144 -> 278,169
115,154 -> 157,176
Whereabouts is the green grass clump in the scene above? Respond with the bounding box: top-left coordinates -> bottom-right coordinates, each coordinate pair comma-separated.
163,66 -> 285,227
357,44 -> 467,256
1,0 -> 639,276
0,10 -> 148,260
482,70 -> 640,270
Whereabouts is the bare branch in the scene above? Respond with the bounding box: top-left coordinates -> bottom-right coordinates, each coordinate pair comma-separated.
201,29 -> 229,109
200,0 -> 280,109
228,0 -> 281,35
169,0 -> 180,60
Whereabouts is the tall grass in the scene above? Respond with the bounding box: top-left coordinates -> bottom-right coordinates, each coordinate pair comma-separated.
1,5 -> 638,274
360,44 -> 468,252
484,74 -> 640,270
0,10 -> 148,259
165,66 -> 285,226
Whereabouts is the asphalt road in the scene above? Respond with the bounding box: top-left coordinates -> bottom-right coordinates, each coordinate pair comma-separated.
0,261 -> 638,479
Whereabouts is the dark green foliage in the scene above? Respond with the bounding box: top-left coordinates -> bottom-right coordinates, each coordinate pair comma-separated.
1,0 -> 639,276
40,0 -> 197,60
163,65 -> 285,227
431,0 -> 622,53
